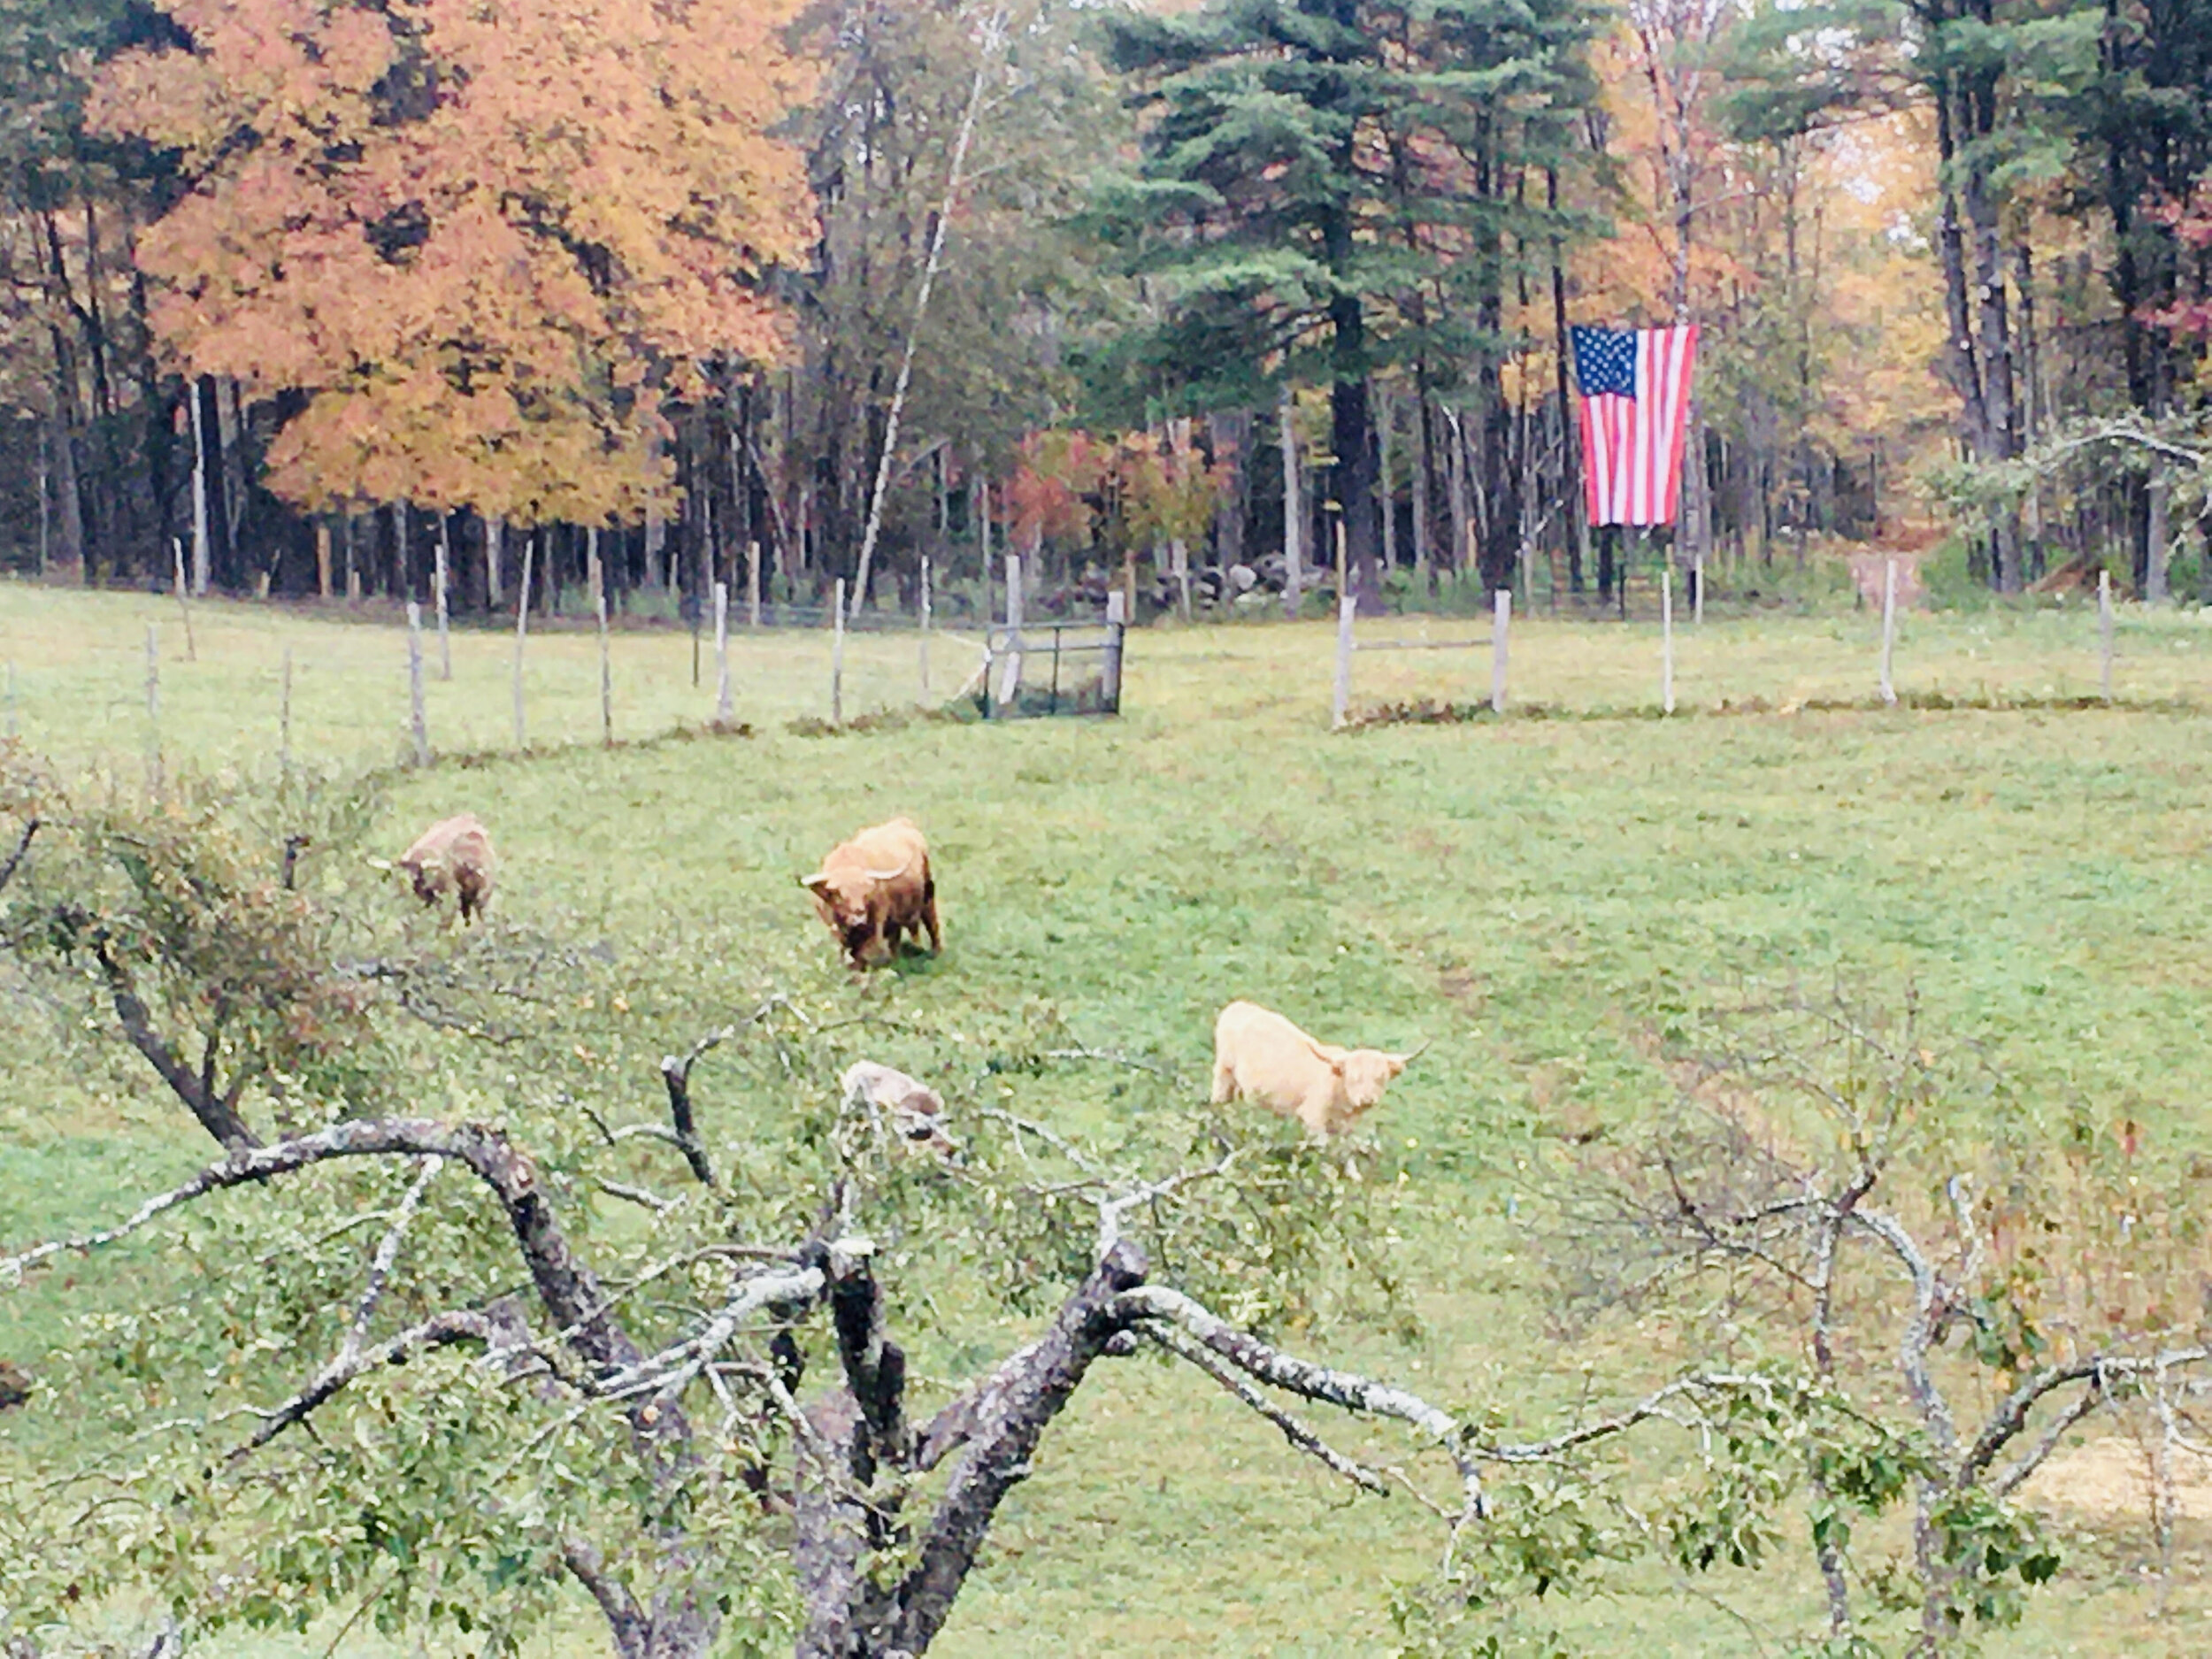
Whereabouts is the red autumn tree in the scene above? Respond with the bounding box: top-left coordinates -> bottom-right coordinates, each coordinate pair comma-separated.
92,0 -> 818,526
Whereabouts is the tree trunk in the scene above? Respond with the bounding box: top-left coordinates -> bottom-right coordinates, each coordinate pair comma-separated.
189,379 -> 214,594
1279,385 -> 1302,618
47,399 -> 86,582
1412,390 -> 1432,592
1376,381 -> 1396,578
1209,410 -> 1248,573
1444,404 -> 1472,581
1962,117 -> 2021,594
219,377 -> 250,588
2147,467 -> 2170,603
1550,173 -> 1586,595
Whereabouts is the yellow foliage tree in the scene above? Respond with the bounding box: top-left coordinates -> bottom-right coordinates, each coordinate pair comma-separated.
93,0 -> 817,525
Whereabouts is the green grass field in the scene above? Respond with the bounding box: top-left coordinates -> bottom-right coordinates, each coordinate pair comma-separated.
4,578 -> 2212,1655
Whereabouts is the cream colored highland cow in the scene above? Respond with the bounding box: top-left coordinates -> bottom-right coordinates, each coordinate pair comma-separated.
1210,1000 -> 1423,1139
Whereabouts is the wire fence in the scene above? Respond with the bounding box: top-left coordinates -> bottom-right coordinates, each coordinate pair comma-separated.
7,572 -> 2208,778
0,582 -> 993,777
1325,571 -> 2212,725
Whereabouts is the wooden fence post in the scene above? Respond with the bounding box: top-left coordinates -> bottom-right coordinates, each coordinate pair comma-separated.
918,556 -> 933,700
1878,557 -> 1898,706
978,477 -> 992,604
597,588 -> 613,748
434,517 -> 453,680
831,578 -> 847,726
512,535 -> 534,749
1493,588 -> 1511,716
714,580 -> 733,725
1661,568 -> 1675,716
316,523 -> 334,600
1331,594 -> 1356,729
2099,567 -> 2115,700
995,553 -> 1025,711
1693,549 -> 1704,628
171,540 -> 197,662
406,602 -> 430,767
1104,589 -> 1126,710
144,625 -> 162,797
748,540 -> 763,629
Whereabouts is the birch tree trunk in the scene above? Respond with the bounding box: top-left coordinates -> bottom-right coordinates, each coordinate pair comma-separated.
849,10 -> 1002,620
189,383 -> 211,595
486,517 -> 504,606
1445,404 -> 1472,582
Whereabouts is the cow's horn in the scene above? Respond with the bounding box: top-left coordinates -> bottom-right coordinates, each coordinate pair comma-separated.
799,871 -> 831,891
1396,1039 -> 1432,1064
862,860 -> 912,881
366,856 -> 395,872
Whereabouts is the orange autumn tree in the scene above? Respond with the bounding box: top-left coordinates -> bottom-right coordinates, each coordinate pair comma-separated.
92,0 -> 817,526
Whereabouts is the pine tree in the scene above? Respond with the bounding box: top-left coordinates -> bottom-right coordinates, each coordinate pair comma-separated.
1096,0 -> 1599,595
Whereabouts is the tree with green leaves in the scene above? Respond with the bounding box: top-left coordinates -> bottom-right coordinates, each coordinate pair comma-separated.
1094,0 -> 1599,598
1719,0 -> 2102,591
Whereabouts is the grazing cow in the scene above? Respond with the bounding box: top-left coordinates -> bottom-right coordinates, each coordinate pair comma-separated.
1210,1000 -> 1422,1139
396,813 -> 496,925
800,818 -> 941,970
841,1060 -> 959,1161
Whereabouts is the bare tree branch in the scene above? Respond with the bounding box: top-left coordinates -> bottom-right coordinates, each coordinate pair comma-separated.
0,1119 -> 641,1385
593,1256 -> 831,1404
235,1310 -> 503,1455
562,1537 -> 649,1659
340,1156 -> 443,1365
653,999 -> 794,1190
93,941 -> 259,1150
1474,1373 -> 1782,1464
595,1178 -> 683,1215
0,817 -> 35,894
1115,1283 -> 1484,1525
1096,1150 -> 1240,1256
1849,1208 -> 1958,1456
978,1106 -> 1103,1177
1970,1348 -> 2212,1494
885,1238 -> 1148,1656
1143,1322 -> 1391,1496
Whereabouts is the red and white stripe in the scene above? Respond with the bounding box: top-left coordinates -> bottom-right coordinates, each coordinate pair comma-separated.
1579,324 -> 1700,527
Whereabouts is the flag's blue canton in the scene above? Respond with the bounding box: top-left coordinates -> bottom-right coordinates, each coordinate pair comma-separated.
1571,326 -> 1638,398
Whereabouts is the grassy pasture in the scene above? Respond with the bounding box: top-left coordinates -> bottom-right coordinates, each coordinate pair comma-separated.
4,580 -> 2212,1655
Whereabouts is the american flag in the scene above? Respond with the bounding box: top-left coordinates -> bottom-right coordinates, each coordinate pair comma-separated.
1571,325 -> 1700,526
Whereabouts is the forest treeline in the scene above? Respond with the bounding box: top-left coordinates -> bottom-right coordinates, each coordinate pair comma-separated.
1,0 -> 2208,613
